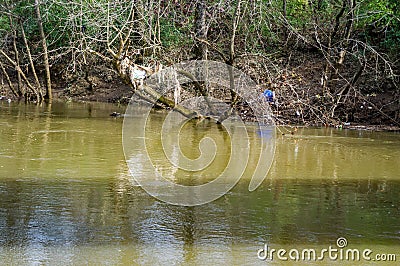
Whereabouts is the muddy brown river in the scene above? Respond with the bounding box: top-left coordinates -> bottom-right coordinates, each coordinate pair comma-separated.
0,101 -> 399,265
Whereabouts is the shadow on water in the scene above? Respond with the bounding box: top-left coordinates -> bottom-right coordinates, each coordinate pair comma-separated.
0,178 -> 399,264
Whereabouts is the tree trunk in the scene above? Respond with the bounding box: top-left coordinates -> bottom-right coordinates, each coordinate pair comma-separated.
194,0 -> 208,60
218,0 -> 242,123
0,49 -> 40,99
0,60 -> 19,98
9,15 -> 23,98
21,22 -> 42,102
35,0 -> 52,102
282,0 -> 288,40
112,58 -> 200,119
336,0 -> 355,71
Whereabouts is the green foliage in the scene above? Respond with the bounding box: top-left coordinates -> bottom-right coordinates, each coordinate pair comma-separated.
383,27 -> 400,52
0,15 -> 10,37
159,19 -> 190,48
1,0 -> 398,69
42,2 -> 71,48
3,0 -> 71,50
285,0 -> 312,30
357,0 -> 400,52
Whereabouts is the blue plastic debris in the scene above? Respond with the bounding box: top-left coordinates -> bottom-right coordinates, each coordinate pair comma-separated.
263,89 -> 274,102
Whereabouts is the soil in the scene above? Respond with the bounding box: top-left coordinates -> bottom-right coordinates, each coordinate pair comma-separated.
53,65 -> 133,104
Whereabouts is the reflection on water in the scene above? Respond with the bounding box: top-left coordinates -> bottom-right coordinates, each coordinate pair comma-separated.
0,101 -> 399,265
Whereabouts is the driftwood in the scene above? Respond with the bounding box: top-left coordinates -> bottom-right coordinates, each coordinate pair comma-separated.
112,57 -> 200,119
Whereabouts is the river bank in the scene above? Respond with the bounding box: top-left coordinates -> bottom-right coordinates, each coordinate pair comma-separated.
1,53 -> 399,131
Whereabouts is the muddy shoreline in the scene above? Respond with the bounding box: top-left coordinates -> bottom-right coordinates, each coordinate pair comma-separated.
1,63 -> 399,132
4,95 -> 398,133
